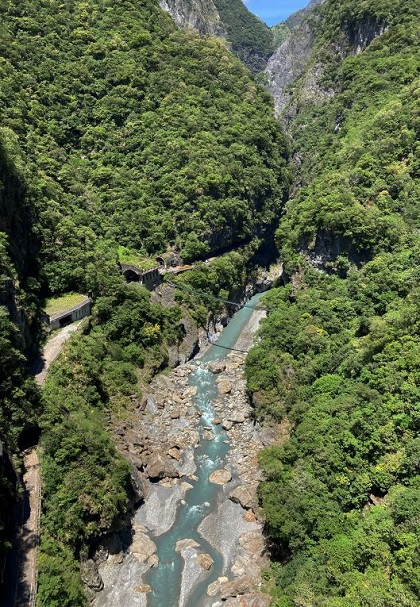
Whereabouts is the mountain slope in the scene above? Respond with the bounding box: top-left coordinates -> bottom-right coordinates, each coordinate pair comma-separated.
246,0 -> 420,605
159,0 -> 226,36
160,0 -> 275,72
0,0 -> 290,603
0,0 -> 288,295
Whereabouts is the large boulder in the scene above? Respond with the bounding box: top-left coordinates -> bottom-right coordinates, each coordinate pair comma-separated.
207,577 -> 229,596
145,450 -> 179,479
229,485 -> 255,510
208,360 -> 226,374
131,526 -> 157,562
220,576 -> 255,600
203,429 -> 215,441
175,538 -> 200,552
222,419 -> 233,431
198,553 -> 214,570
134,584 -> 152,593
209,469 -> 232,485
218,379 -> 233,394
129,464 -> 149,500
168,446 -> 182,461
239,531 -> 265,557
228,410 -> 246,424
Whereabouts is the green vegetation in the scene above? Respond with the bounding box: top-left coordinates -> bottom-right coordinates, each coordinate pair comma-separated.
1,0 -> 418,604
45,293 -> 89,317
247,263 -> 420,605
37,242 -> 265,605
0,307 -> 40,564
38,277 -> 183,606
280,0 -> 419,270
0,0 -> 289,601
0,0 -> 288,295
117,246 -> 158,270
271,23 -> 292,48
213,0 -> 275,71
246,0 -> 420,604
167,241 -> 258,324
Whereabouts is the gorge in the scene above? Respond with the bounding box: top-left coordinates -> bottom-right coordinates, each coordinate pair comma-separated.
0,0 -> 419,606
93,294 -> 267,607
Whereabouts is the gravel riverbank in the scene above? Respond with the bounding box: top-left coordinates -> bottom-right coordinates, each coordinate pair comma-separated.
92,301 -> 269,607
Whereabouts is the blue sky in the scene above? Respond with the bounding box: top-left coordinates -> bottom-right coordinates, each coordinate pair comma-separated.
243,0 -> 310,25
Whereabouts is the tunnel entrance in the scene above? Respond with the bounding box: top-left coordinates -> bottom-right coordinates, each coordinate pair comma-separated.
18,424 -> 41,451
123,269 -> 140,283
59,313 -> 73,327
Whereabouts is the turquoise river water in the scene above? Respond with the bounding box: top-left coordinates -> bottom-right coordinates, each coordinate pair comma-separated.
144,293 -> 262,607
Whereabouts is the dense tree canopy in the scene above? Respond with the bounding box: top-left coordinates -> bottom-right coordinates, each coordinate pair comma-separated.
246,0 -> 420,604
213,0 -> 275,72
0,0 -> 288,295
0,0 -> 290,601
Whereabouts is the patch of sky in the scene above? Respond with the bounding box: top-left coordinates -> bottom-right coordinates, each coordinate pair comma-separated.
243,0 -> 310,25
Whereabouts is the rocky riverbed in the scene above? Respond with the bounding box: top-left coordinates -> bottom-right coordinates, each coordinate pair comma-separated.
91,302 -> 270,607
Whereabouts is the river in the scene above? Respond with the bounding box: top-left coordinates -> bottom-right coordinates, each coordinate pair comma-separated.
94,293 -> 267,607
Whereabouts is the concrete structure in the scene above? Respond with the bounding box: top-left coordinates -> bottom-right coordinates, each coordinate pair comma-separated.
120,263 -> 161,288
47,297 -> 91,330
156,252 -> 183,269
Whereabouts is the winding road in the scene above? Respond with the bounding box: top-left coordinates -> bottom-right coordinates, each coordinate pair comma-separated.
2,321 -> 83,607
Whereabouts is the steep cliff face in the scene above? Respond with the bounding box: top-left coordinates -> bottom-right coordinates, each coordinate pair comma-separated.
265,0 -> 393,122
0,135 -> 39,285
159,0 -> 226,36
160,0 -> 274,72
246,4 -> 420,605
273,0 -> 420,269
0,135 -> 41,355
265,13 -> 324,117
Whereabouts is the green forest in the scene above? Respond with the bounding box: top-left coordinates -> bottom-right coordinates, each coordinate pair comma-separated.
0,0 -> 419,604
213,0 -> 275,71
0,0 -> 288,603
246,0 -> 420,605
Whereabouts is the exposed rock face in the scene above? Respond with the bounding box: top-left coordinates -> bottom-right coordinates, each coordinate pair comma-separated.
224,595 -> 271,607
197,553 -> 214,570
151,284 -> 200,366
159,0 -> 275,73
239,530 -> 265,557
80,559 -> 104,591
131,525 -> 157,563
284,0 -> 324,29
92,298 -> 270,607
306,230 -> 370,270
159,0 -> 226,36
343,17 -> 389,54
265,2 -> 327,117
207,576 -> 229,597
229,485 -> 255,510
265,0 -> 389,124
220,576 -> 255,600
209,468 -> 232,485
144,450 -> 179,480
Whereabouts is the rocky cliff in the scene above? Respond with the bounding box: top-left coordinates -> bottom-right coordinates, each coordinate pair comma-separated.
0,136 -> 41,355
265,0 -> 391,122
159,0 -> 226,36
160,0 -> 274,72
